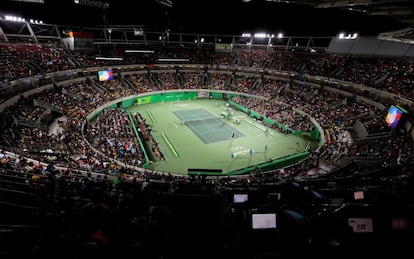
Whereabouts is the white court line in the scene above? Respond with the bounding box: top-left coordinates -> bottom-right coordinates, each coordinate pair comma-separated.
243,119 -> 274,136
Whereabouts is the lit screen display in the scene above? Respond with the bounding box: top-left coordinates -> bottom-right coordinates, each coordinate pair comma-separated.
385,105 -> 404,129
348,218 -> 374,233
233,194 -> 248,203
252,213 -> 277,229
98,69 -> 113,81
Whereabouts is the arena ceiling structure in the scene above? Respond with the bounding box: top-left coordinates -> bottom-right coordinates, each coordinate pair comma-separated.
278,0 -> 414,25
2,0 -> 412,37
279,0 -> 414,43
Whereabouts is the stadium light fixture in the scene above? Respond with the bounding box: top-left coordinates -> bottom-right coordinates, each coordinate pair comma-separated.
125,50 -> 154,53
158,58 -> 189,62
254,33 -> 268,38
95,57 -> 123,61
4,15 -> 45,24
134,28 -> 144,36
254,33 -> 276,38
9,0 -> 44,3
4,15 -> 25,22
338,32 -> 358,40
74,0 -> 109,9
29,19 -> 43,24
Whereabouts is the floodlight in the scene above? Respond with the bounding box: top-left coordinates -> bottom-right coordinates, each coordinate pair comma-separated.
9,0 -> 44,3
74,0 -> 109,9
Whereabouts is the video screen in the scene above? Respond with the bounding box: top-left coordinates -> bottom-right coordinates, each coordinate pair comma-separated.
385,105 -> 406,130
252,213 -> 277,230
354,191 -> 364,200
233,194 -> 248,203
348,218 -> 374,233
98,69 -> 114,81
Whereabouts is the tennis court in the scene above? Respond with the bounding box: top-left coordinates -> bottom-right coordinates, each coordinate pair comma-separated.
127,99 -> 313,175
173,109 -> 244,144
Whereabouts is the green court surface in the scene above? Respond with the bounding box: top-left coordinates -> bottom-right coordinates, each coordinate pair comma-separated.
126,99 -> 309,175
173,109 -> 244,144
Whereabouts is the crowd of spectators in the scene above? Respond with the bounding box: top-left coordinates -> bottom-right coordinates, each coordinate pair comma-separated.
0,42 -> 414,258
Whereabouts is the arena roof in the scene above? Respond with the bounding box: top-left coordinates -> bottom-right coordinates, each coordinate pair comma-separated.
291,0 -> 414,25
1,0 -> 412,36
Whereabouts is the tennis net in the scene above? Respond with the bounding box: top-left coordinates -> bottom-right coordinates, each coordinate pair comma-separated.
181,117 -> 219,126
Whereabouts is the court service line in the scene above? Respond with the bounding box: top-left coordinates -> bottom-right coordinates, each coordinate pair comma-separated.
161,132 -> 179,157
243,119 -> 274,136
146,110 -> 157,123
